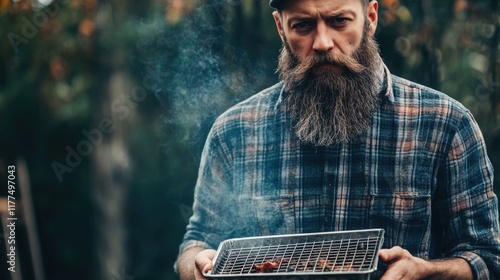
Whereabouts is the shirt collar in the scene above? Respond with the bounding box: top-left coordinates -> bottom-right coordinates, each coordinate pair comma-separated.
373,56 -> 394,104
274,82 -> 286,110
382,63 -> 394,103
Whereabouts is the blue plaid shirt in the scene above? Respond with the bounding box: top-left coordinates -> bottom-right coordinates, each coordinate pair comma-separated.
178,66 -> 500,279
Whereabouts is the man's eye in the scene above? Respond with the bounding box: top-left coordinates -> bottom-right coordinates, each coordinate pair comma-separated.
293,21 -> 314,31
331,18 -> 348,26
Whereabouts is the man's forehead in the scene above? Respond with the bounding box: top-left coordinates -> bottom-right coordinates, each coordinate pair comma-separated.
274,0 -> 366,21
270,0 -> 369,10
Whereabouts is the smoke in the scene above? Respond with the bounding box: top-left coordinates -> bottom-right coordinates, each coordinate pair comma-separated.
138,0 -> 278,160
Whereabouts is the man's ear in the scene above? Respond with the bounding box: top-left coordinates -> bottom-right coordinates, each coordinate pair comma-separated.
272,11 -> 285,42
366,1 -> 378,36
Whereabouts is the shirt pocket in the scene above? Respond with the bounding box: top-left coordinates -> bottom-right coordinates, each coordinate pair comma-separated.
248,194 -> 296,236
369,193 -> 431,257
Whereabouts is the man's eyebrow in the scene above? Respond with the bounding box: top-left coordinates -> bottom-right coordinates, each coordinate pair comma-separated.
287,9 -> 357,22
287,15 -> 314,24
328,9 -> 357,18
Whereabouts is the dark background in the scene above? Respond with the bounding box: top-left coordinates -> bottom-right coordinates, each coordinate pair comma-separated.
0,0 -> 499,279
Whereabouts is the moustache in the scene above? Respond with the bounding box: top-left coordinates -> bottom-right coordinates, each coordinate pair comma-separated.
293,52 -> 366,78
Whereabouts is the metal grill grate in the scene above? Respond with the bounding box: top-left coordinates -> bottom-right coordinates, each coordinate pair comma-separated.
206,229 -> 384,278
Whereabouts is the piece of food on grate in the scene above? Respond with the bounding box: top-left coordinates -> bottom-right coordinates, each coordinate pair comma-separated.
251,256 -> 356,273
252,258 -> 282,273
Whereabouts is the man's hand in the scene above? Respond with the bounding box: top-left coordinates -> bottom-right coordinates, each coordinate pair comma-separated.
379,246 -> 473,280
177,247 -> 216,280
379,246 -> 429,279
194,249 -> 216,280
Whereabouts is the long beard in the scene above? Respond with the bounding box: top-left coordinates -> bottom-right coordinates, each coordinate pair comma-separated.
278,27 -> 382,146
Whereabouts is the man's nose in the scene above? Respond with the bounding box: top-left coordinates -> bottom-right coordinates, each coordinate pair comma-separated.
312,25 -> 334,53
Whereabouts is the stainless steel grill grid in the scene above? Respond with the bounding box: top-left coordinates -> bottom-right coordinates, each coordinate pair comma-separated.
206,229 -> 384,278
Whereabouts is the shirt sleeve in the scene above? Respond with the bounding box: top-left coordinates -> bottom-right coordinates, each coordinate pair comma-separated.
436,110 -> 500,279
176,119 -> 235,257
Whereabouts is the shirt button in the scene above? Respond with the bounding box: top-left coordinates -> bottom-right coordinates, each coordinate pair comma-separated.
324,216 -> 332,223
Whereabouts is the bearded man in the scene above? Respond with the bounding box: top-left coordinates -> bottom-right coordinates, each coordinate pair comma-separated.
175,0 -> 500,279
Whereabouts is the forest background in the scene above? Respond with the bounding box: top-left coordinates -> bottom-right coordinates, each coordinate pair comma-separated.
0,0 -> 499,279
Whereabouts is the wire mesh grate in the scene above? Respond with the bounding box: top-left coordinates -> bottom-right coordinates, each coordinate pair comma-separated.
207,229 -> 384,278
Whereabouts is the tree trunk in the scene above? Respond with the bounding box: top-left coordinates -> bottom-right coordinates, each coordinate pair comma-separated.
91,2 -> 132,279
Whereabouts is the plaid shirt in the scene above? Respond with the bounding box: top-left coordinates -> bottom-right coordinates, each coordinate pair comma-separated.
178,66 -> 500,279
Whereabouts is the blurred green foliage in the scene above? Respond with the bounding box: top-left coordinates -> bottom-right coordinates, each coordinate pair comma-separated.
0,0 -> 498,279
